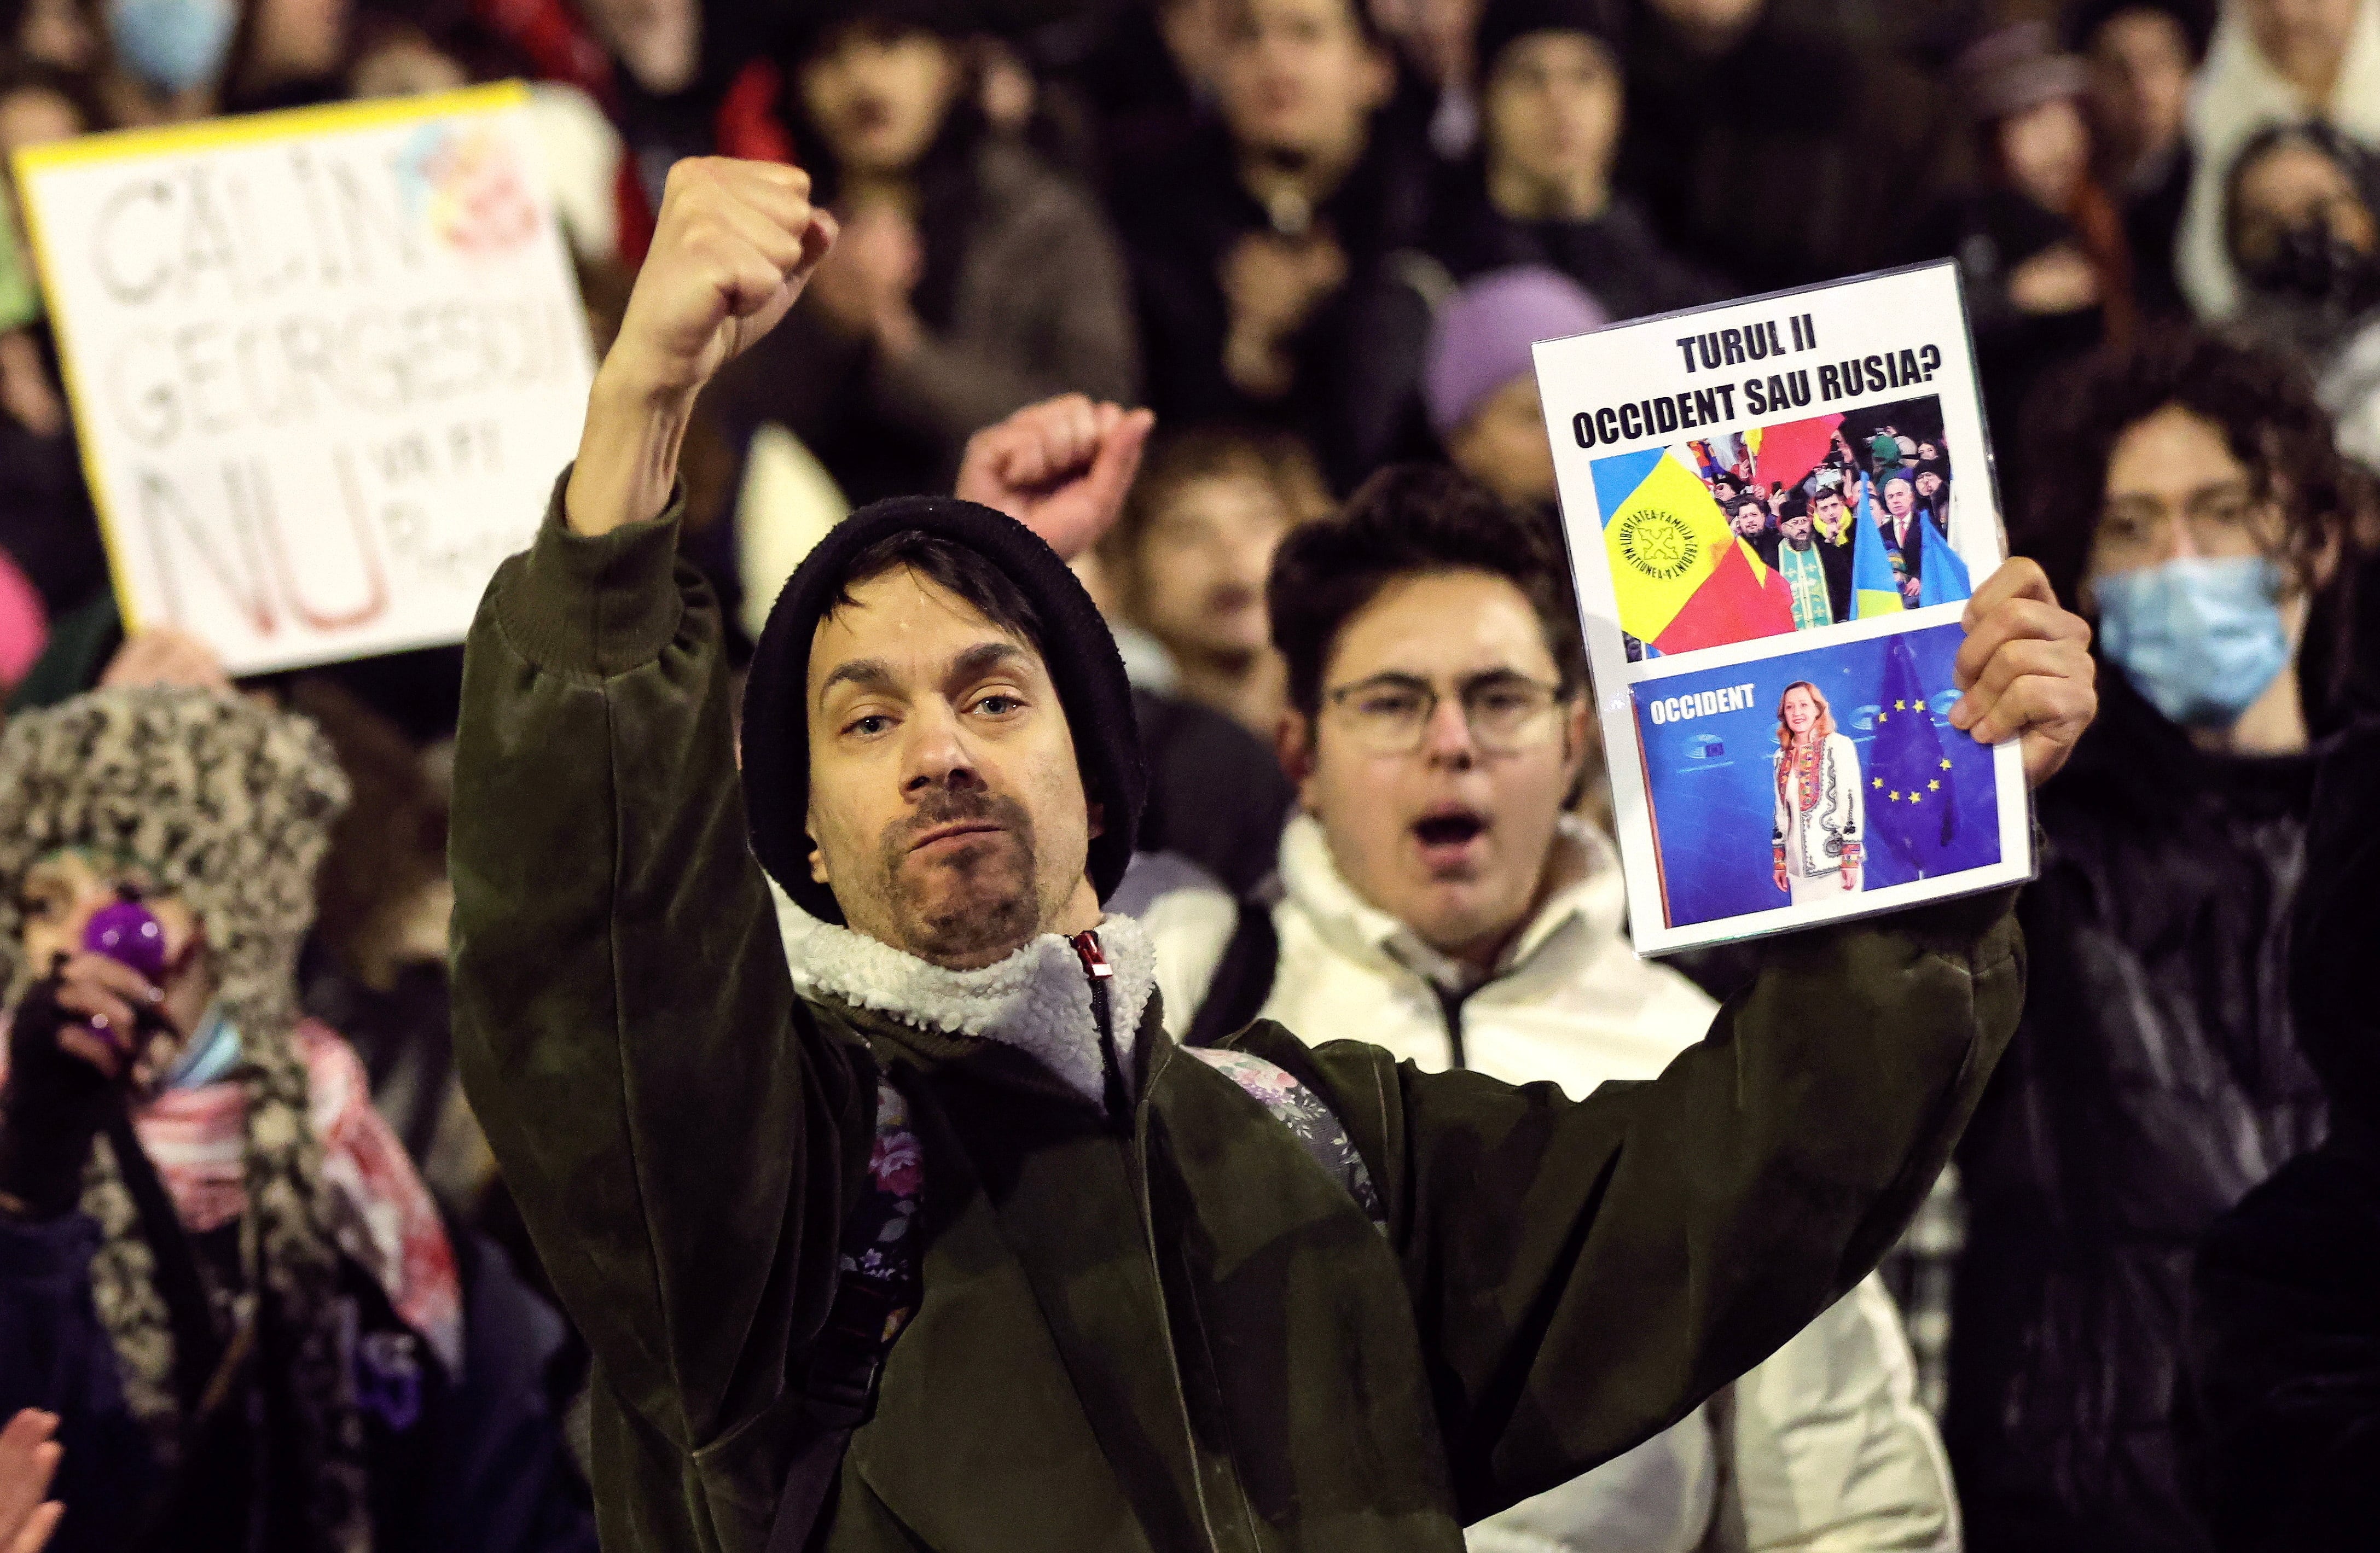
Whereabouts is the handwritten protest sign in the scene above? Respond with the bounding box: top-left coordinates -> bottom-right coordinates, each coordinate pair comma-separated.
12,83 -> 595,675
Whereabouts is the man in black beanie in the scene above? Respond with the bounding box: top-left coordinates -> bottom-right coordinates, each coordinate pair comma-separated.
448,156 -> 2098,1553
1424,0 -> 1726,322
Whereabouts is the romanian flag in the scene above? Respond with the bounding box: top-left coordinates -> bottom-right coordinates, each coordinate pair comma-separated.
1595,449 -> 1796,654
1851,473 -> 1906,619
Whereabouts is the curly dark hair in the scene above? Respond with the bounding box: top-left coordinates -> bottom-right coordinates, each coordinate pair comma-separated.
1267,464 -> 1586,718
2011,327 -> 2369,614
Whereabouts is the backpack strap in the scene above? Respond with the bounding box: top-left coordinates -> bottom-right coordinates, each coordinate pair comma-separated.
766,1077 -> 922,1553
1185,1048 -> 1385,1230
1182,895 -> 1280,1051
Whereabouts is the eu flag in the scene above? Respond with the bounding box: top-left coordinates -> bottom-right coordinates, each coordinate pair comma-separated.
1868,632 -> 1993,878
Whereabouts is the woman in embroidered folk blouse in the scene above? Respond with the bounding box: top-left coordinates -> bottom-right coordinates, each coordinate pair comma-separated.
1772,681 -> 1866,902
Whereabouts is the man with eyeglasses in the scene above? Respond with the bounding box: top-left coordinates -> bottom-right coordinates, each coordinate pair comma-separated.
1177,463 -> 1965,1548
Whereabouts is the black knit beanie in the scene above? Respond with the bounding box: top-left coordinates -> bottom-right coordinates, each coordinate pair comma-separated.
1477,0 -> 1624,79
741,496 -> 1146,926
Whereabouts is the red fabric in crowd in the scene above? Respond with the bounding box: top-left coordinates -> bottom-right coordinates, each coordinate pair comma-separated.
614,60 -> 793,265
475,0 -> 611,96
468,0 -> 796,266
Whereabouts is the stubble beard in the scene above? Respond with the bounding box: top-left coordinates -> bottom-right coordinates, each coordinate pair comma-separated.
878,790 -> 1044,969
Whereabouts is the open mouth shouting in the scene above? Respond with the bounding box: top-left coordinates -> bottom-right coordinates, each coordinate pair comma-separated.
1411,804 -> 1491,873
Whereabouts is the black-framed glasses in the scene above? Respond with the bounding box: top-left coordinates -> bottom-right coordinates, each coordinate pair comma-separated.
1323,671 -> 1565,755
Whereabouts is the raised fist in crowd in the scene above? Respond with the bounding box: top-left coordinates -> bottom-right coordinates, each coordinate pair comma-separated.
611,160 -> 839,396
804,199 -> 926,358
1221,231 -> 1348,400
957,394 -> 1156,562
567,159 -> 838,538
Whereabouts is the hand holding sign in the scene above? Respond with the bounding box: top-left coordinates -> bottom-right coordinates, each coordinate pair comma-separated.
0,1411 -> 62,1553
1948,556 -> 2097,788
568,159 -> 837,538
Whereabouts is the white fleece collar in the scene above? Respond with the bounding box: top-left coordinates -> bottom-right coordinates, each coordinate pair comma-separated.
1276,813 -> 1630,993
775,889 -> 1158,1108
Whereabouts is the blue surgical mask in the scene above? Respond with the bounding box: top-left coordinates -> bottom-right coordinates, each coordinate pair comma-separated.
159,1002 -> 240,1091
109,0 -> 237,95
2094,556 -> 2291,730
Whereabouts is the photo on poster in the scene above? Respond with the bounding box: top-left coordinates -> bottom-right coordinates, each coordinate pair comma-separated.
1533,260 -> 2035,952
1594,393 -> 1991,658
1630,624 -> 2008,931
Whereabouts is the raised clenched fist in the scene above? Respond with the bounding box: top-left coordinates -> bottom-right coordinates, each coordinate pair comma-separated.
567,159 -> 838,538
609,159 -> 839,397
955,395 -> 1155,562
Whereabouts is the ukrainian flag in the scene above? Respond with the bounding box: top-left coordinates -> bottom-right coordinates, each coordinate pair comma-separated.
1919,522 -> 1974,607
1594,448 -> 1795,654
1851,472 -> 1906,619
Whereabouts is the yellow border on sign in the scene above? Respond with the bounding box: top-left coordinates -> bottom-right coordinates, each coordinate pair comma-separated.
13,80 -> 529,173
7,80 -> 533,642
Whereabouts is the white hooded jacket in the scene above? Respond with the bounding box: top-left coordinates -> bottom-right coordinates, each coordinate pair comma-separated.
2176,0 -> 2380,322
1252,814 -> 1959,1553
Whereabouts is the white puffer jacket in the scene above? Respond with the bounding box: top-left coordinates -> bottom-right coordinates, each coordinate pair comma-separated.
1251,815 -> 1959,1553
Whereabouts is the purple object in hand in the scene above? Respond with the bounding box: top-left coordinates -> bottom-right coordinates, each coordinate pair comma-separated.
84,898 -> 168,984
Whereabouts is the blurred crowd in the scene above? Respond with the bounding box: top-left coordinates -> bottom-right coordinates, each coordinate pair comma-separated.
3,0 -> 2380,1550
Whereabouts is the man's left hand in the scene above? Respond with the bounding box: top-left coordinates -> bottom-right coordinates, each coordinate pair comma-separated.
1949,557 -> 2097,788
956,395 -> 1156,562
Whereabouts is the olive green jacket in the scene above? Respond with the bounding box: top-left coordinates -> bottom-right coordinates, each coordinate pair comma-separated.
449,491 -> 2024,1553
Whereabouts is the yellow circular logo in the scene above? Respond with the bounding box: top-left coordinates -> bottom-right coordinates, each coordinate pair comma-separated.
1618,509 -> 1698,580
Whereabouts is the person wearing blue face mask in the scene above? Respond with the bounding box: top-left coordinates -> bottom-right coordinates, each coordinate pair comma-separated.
107,0 -> 350,121
1944,327 -> 2375,1553
107,0 -> 238,106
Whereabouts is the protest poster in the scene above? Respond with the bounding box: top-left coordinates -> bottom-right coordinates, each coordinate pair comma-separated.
12,82 -> 595,676
1533,260 -> 2034,954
